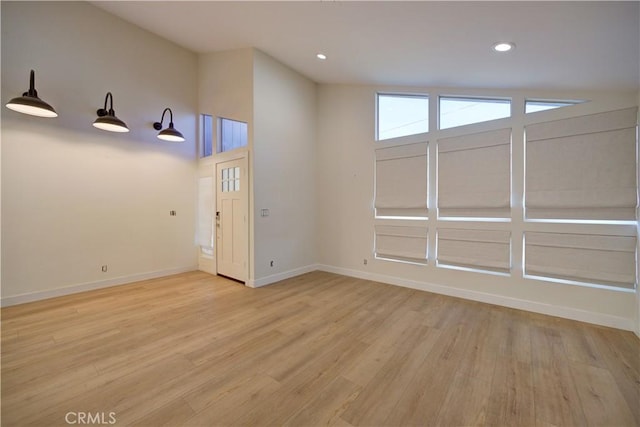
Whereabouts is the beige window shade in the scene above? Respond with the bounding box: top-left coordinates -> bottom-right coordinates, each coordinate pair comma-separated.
525,232 -> 636,289
197,176 -> 214,248
437,228 -> 511,273
375,225 -> 428,263
438,128 -> 511,218
375,143 -> 428,217
525,108 -> 638,220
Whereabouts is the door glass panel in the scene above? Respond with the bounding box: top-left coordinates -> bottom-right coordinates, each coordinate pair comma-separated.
220,166 -> 241,193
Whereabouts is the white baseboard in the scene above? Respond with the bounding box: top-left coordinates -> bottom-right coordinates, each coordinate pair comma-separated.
1,265 -> 198,307
198,256 -> 216,275
317,264 -> 636,332
3,262 -> 635,333
247,264 -> 320,288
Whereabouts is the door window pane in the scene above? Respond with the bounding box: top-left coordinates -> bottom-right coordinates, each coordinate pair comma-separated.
221,167 -> 241,193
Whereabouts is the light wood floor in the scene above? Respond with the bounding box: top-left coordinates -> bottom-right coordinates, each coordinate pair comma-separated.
1,271 -> 639,426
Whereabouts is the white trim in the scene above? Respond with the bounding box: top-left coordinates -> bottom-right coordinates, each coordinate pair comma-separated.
316,264 -> 635,332
198,255 -> 216,275
213,147 -> 249,164
246,264 -> 319,288
0,266 -> 197,307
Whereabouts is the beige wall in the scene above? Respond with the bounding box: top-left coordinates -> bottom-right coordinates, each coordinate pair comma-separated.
252,50 -> 317,284
199,49 -> 254,125
1,1 -> 199,304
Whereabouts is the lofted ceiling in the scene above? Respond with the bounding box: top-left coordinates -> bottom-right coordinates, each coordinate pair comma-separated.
92,1 -> 640,91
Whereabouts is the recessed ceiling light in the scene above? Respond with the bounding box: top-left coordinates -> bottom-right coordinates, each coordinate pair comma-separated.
492,42 -> 515,53
316,53 -> 327,60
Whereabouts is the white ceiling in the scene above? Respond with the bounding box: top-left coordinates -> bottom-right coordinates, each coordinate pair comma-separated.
93,1 -> 640,91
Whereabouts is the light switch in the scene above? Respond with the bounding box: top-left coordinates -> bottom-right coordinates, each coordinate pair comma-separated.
260,209 -> 270,217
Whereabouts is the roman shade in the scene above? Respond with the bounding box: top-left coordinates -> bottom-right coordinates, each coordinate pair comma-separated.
438,128 -> 511,218
375,225 -> 427,263
375,142 -> 428,217
525,108 -> 638,220
524,232 -> 636,289
197,176 -> 214,249
437,228 -> 511,273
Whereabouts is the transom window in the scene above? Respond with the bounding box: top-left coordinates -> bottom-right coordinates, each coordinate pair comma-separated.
219,117 -> 248,153
525,99 -> 582,114
201,114 -> 213,158
439,96 -> 511,129
377,93 -> 429,141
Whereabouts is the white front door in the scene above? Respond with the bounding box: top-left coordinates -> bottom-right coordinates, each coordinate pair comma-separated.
216,157 -> 248,282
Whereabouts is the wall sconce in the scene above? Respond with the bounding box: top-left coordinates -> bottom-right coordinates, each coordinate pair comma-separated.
153,108 -> 185,142
6,70 -> 58,118
93,92 -> 129,133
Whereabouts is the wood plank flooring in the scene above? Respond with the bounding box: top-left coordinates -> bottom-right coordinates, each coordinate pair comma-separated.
1,271 -> 639,426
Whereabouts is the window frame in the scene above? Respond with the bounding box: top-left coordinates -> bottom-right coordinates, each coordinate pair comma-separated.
372,89 -> 637,292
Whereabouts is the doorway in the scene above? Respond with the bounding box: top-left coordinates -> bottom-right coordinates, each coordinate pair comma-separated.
215,156 -> 248,282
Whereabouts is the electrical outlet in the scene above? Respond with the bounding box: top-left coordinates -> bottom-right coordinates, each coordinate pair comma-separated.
170,210 -> 177,216
101,265 -> 108,272
363,259 -> 368,265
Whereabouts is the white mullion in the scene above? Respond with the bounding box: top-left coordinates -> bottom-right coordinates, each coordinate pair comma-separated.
510,93 -> 526,279
428,94 -> 439,263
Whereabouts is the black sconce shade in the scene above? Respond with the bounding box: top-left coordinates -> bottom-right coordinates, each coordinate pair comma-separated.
153,108 -> 185,142
6,70 -> 58,118
93,92 -> 129,133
